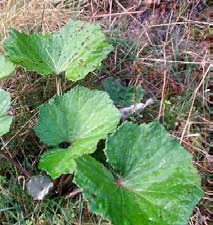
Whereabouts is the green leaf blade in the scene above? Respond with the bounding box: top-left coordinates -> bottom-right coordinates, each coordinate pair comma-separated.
4,20 -> 113,81
38,148 -> 76,179
75,156 -> 123,223
75,122 -> 204,225
35,85 -> 121,178
0,89 -> 13,136
0,55 -> 15,80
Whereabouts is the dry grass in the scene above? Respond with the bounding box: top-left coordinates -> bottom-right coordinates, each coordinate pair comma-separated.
0,0 -> 210,224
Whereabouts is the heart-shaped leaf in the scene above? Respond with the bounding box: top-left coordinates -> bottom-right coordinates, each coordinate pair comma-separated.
75,122 -> 204,225
0,55 -> 15,80
35,85 -> 121,178
0,89 -> 13,136
4,19 -> 113,81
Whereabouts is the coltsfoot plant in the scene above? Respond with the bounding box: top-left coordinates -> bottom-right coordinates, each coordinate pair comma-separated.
0,55 -> 15,80
2,19 -> 204,225
103,77 -> 144,107
0,56 -> 15,136
35,85 -> 121,178
75,122 -> 204,225
0,88 -> 13,136
4,19 -> 112,81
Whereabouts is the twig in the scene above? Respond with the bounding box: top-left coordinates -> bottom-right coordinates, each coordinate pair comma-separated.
76,11 -> 209,26
120,98 -> 154,120
138,58 -> 209,65
65,188 -> 83,199
158,10 -> 173,120
1,153 -> 31,178
180,65 -> 210,144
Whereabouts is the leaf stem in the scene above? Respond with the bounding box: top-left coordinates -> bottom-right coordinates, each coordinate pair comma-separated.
56,74 -> 62,96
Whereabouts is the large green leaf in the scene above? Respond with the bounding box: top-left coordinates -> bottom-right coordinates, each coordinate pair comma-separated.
75,122 -> 204,225
0,89 -> 13,136
0,55 -> 15,80
4,19 -> 113,81
35,86 -> 121,178
103,78 -> 144,107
